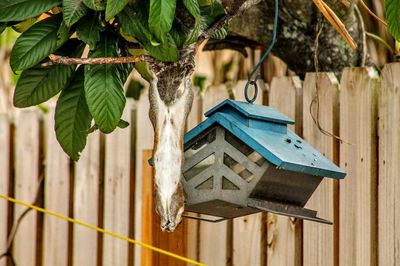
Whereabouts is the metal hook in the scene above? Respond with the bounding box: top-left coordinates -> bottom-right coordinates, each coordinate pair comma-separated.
244,75 -> 260,104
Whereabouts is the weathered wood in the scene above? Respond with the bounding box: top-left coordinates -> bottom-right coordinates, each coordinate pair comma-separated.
13,111 -> 41,266
141,150 -> 154,266
73,132 -> 100,266
102,102 -> 133,266
43,108 -> 70,266
0,115 -> 10,266
267,76 -> 302,266
302,73 -> 339,266
378,63 -> 400,266
199,84 -> 230,266
232,80 -> 265,266
339,67 -> 378,266
134,88 -> 154,265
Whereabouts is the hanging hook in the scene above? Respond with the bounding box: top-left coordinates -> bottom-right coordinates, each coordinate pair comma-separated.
243,0 -> 279,104
244,75 -> 260,104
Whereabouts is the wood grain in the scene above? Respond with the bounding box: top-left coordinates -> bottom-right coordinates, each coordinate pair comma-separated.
267,76 -> 303,266
13,111 -> 40,266
339,67 -> 378,266
302,73 -> 339,266
0,115 -> 10,266
43,108 -> 70,266
378,63 -> 400,266
73,131 -> 100,266
102,102 -> 133,266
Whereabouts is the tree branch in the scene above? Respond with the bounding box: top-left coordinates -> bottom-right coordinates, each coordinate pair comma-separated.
41,54 -> 155,67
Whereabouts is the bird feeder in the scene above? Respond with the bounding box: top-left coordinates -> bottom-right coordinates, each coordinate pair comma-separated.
182,99 -> 346,224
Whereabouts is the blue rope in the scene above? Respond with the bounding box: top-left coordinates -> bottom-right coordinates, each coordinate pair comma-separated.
244,0 -> 279,103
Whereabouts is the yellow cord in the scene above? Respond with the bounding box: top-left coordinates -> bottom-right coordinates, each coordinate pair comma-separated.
0,194 -> 206,266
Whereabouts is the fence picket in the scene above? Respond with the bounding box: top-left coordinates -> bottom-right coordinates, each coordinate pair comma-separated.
43,108 -> 70,266
232,80 -> 265,266
378,63 -> 400,265
267,76 -> 303,266
0,115 -> 10,266
302,73 -> 339,266
339,67 -> 378,266
73,131 -> 100,266
13,111 -> 41,266
102,101 -> 133,265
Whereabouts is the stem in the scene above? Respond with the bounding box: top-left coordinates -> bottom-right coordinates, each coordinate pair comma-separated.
365,32 -> 394,54
358,0 -> 387,27
42,54 -> 154,67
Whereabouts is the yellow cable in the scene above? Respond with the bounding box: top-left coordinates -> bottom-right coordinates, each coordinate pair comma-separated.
0,194 -> 206,266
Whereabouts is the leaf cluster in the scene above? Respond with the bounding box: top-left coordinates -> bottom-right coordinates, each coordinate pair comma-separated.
0,0 -> 227,161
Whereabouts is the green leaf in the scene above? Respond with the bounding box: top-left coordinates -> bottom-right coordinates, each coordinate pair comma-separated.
201,1 -> 225,26
82,0 -> 105,11
118,6 -> 153,43
10,14 -> 69,72
63,0 -> 88,27
148,0 -> 176,42
144,34 -> 179,61
84,32 -> 126,133
76,12 -> 101,49
386,0 -> 400,41
184,20 -> 202,45
105,0 -> 129,21
211,26 -> 227,40
0,23 -> 7,34
11,17 -> 38,33
13,39 -> 85,107
118,119 -> 129,128
0,0 -> 61,22
55,66 -> 92,161
183,0 -> 200,18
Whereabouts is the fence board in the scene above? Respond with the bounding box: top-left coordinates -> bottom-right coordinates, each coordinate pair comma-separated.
0,115 -> 10,266
267,76 -> 302,266
339,67 -> 378,266
302,73 -> 339,266
378,63 -> 400,265
103,102 -> 133,265
13,111 -> 40,266
73,131 -> 100,266
135,88 -> 154,265
232,80 -> 265,266
199,85 -> 230,266
43,109 -> 70,266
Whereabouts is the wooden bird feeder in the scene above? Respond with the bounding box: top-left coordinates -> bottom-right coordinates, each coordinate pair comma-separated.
181,99 -> 346,224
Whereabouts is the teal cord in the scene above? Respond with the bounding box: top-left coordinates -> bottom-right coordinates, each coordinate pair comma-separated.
244,0 -> 279,103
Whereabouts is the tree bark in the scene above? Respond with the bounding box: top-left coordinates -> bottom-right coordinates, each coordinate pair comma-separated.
219,0 -> 368,77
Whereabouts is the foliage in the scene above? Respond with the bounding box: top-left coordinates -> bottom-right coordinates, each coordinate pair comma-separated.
0,0 -> 227,160
385,0 -> 400,42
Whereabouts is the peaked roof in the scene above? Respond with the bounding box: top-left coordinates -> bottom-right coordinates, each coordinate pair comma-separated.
205,99 -> 295,125
185,100 -> 346,179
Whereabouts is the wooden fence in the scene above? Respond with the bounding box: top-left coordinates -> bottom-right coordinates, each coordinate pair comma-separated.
0,63 -> 399,266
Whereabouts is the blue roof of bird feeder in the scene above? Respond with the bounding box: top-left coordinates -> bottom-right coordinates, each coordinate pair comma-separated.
184,99 -> 346,179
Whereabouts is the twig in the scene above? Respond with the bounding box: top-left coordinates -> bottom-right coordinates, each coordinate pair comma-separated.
358,0 -> 387,27
0,174 -> 44,265
365,32 -> 394,54
42,54 -> 154,67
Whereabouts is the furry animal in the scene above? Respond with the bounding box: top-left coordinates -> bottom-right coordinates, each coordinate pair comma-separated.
148,50 -> 195,232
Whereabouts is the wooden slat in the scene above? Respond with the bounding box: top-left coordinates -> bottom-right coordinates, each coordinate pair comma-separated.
199,85 -> 230,266
339,67 -> 378,266
73,132 -> 100,266
378,63 -> 400,265
102,102 -> 133,266
134,88 -> 154,265
185,88 -> 202,262
43,108 -> 70,266
0,115 -> 10,266
302,73 -> 339,266
267,76 -> 302,266
232,80 -> 264,266
13,111 -> 40,266
141,150 -> 154,266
